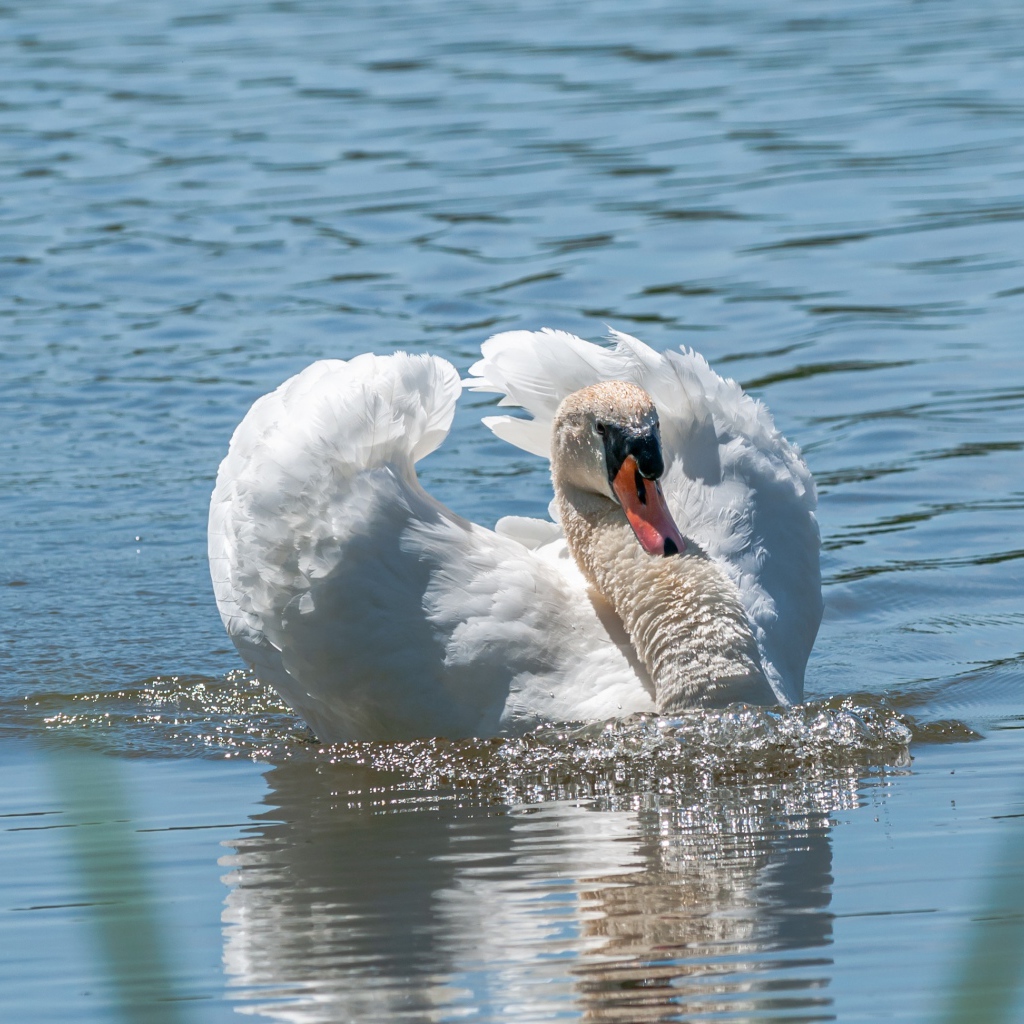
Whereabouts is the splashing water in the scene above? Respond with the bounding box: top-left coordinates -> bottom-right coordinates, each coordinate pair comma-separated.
2,670 -> 959,803
319,701 -> 917,801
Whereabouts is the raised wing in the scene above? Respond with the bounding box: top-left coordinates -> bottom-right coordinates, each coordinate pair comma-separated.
209,351 -> 652,741
467,329 -> 822,703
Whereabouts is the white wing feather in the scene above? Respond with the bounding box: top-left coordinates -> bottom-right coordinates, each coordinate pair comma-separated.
209,351 -> 653,742
467,329 -> 822,703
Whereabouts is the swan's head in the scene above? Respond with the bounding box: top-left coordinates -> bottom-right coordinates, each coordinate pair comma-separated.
552,381 -> 686,557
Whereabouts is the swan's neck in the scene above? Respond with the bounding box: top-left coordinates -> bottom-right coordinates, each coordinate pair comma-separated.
555,484 -> 774,712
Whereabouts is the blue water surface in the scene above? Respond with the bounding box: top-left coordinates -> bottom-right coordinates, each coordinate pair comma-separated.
2,0 -> 1023,1021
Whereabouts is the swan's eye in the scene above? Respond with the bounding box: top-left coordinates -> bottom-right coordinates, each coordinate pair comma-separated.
595,422 -> 606,436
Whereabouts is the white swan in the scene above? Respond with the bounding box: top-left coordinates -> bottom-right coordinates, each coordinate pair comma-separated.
208,329 -> 821,741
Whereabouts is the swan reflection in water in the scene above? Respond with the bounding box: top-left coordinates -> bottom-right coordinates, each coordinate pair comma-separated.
220,759 -> 855,1022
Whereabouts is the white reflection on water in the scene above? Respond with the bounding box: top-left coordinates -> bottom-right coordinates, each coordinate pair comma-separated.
221,762 -> 860,1022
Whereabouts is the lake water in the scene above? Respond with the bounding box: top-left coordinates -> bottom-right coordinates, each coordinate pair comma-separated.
2,0 -> 1023,1020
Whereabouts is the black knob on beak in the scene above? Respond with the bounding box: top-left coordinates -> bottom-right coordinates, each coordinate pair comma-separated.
602,423 -> 665,488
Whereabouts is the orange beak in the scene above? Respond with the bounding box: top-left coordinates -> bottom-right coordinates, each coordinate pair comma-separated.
611,455 -> 686,557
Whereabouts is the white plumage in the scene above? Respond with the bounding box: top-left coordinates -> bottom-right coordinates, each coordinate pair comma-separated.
209,330 -> 821,741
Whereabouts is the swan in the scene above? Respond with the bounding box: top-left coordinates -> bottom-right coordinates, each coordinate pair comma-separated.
208,329 -> 821,742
